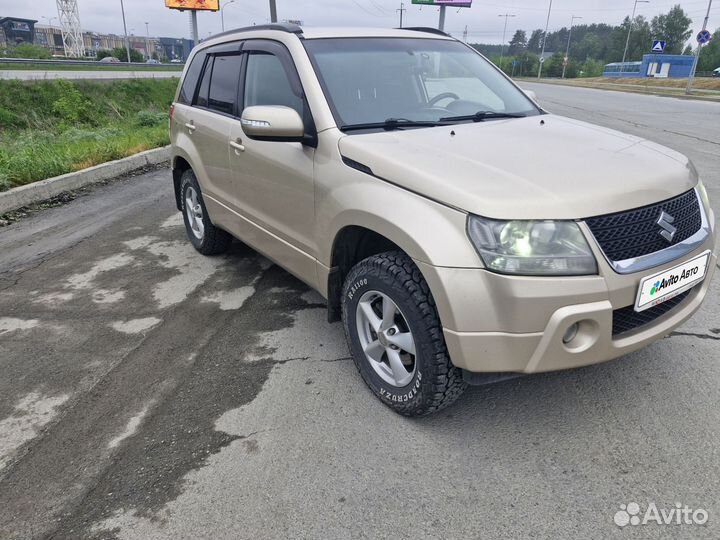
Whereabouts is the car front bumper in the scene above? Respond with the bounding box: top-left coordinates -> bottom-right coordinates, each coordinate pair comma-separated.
417,218 -> 717,374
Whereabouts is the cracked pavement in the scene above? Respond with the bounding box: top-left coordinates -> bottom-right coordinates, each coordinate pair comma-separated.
1,85 -> 719,539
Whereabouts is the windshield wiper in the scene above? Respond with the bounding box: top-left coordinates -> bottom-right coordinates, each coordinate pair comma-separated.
439,111 -> 527,123
341,118 -> 452,132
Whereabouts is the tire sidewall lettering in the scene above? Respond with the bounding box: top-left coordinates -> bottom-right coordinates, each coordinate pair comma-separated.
346,278 -> 368,301
378,372 -> 423,403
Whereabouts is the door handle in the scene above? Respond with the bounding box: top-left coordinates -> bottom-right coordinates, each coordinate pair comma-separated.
184,122 -> 196,132
230,139 -> 246,153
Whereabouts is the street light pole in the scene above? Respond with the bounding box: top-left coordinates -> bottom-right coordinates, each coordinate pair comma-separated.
269,0 -> 278,23
397,2 -> 406,28
537,0 -> 553,79
686,0 -> 714,94
145,22 -> 151,60
498,13 -> 516,63
562,15 -> 582,78
119,0 -> 132,63
620,0 -> 649,75
221,0 -> 236,32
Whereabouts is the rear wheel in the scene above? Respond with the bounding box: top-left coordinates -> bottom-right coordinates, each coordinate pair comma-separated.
341,251 -> 466,416
180,170 -> 231,255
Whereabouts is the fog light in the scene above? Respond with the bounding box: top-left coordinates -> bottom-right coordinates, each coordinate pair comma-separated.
562,323 -> 579,344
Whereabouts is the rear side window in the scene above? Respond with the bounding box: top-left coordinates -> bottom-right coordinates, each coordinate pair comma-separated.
208,55 -> 243,115
195,56 -> 213,108
178,51 -> 206,104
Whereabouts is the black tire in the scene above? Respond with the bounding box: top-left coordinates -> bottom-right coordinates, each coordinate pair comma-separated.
179,170 -> 232,255
341,251 -> 467,416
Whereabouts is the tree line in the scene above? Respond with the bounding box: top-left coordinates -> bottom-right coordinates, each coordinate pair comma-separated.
470,4 -> 720,78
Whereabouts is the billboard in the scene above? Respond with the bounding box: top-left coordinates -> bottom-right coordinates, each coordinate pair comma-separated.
164,0 -> 219,11
412,0 -> 472,6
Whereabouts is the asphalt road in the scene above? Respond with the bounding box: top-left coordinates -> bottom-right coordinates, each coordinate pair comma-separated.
0,70 -> 180,80
1,85 -> 719,540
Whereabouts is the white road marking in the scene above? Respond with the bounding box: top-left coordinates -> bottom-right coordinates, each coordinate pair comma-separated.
160,213 -> 184,229
108,403 -> 154,449
111,318 -> 162,334
0,391 -> 69,472
92,289 -> 126,304
65,253 -> 135,290
202,286 -> 256,311
0,317 -> 40,335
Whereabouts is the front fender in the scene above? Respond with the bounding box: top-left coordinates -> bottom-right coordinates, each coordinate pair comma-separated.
315,165 -> 483,270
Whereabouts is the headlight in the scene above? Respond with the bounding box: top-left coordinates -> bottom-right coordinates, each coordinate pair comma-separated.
467,216 -> 597,276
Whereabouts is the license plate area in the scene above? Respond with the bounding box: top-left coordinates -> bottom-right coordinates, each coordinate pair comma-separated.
635,251 -> 710,312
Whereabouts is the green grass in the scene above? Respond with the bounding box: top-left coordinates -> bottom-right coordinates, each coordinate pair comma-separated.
0,62 -> 183,71
0,78 -> 178,191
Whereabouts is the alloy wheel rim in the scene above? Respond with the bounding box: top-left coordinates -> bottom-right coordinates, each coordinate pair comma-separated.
355,290 -> 417,387
185,186 -> 204,240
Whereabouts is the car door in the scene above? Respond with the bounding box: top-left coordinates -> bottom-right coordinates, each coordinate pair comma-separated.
175,44 -> 243,205
227,40 -> 317,286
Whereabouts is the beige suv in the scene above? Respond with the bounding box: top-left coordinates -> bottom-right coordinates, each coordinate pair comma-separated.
170,24 -> 717,416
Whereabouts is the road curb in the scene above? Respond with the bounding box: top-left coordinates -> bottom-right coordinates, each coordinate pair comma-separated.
0,146 -> 170,215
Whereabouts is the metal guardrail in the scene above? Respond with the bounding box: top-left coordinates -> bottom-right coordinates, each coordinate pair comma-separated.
0,57 -> 184,68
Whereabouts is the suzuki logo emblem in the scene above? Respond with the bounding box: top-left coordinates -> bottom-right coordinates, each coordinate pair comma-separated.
656,211 -> 677,243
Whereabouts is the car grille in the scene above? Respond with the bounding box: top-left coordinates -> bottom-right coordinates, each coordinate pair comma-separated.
586,190 -> 702,262
612,289 -> 692,337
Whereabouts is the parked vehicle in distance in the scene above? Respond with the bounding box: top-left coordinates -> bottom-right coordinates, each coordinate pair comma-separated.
146,58 -> 161,64
169,24 -> 717,416
99,56 -> 120,63
170,58 -> 184,63
713,67 -> 720,77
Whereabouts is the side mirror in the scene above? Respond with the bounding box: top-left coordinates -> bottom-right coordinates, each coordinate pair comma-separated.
524,90 -> 538,103
240,105 -> 305,142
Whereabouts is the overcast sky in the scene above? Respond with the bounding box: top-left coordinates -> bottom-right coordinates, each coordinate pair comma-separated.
0,0 -> 716,45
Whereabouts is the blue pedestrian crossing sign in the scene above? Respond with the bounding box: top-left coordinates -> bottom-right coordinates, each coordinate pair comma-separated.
697,30 -> 712,45
651,40 -> 666,53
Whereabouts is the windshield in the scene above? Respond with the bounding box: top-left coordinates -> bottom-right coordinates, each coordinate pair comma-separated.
303,37 -> 540,130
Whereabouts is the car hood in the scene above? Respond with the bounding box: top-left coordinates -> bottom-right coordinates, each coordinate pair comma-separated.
337,115 -> 696,220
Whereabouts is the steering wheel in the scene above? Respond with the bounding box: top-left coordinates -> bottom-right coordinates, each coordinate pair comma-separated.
427,92 -> 460,107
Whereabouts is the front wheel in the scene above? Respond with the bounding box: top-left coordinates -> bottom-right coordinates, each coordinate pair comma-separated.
341,251 -> 467,416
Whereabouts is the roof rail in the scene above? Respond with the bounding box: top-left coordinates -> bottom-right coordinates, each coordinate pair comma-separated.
400,27 -> 451,38
206,22 -> 303,42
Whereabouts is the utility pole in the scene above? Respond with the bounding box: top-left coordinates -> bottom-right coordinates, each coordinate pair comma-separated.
462,25 -> 468,42
397,2 -> 406,28
537,0 -> 553,79
145,22 -> 151,60
562,15 -> 582,78
221,0 -> 236,32
269,0 -> 278,23
686,0 -> 714,94
620,0 -> 649,74
438,5 -> 447,32
498,13 -> 516,62
119,0 -> 132,63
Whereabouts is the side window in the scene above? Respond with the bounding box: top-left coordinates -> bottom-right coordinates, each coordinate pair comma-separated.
244,53 -> 304,117
194,56 -> 213,109
208,54 -> 243,115
178,51 -> 206,104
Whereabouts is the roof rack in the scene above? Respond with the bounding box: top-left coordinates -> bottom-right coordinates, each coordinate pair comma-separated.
400,27 -> 451,37
207,22 -> 303,42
